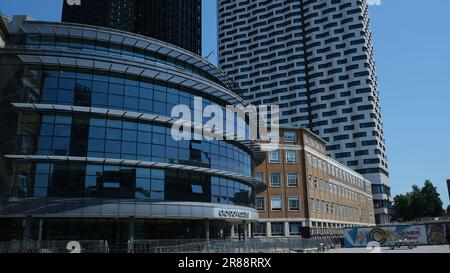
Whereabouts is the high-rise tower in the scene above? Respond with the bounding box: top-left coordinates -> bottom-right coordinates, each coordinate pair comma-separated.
62,0 -> 202,55
218,0 -> 391,224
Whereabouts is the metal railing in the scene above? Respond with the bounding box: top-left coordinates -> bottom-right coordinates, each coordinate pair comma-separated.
0,240 -> 109,253
0,237 -> 342,253
130,237 -> 342,253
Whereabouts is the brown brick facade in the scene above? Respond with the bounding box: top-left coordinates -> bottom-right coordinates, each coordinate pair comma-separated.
254,127 -> 376,237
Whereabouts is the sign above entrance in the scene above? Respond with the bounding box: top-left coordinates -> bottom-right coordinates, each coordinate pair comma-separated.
214,208 -> 251,220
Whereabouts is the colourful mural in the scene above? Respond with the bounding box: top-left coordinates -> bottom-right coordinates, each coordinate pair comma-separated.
344,223 -> 449,247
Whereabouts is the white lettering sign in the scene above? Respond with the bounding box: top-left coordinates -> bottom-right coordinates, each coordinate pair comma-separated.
214,208 -> 251,219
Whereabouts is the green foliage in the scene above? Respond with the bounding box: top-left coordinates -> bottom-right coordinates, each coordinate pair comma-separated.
393,193 -> 411,220
393,180 -> 445,221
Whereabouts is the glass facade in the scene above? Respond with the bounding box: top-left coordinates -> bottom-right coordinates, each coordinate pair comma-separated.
21,34 -> 220,86
9,161 -> 253,207
62,0 -> 202,55
0,218 -> 233,242
15,112 -> 251,176
0,21 -> 257,232
18,67 -> 248,137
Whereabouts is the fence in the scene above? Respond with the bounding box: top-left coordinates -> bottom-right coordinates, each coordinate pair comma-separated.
0,237 -> 342,253
0,240 -> 109,253
130,237 -> 342,253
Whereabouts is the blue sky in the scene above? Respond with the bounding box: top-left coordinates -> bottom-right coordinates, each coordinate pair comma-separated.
1,0 -> 449,207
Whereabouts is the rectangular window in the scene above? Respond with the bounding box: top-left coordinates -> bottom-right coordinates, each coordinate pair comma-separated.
318,159 -> 322,170
271,197 -> 283,211
284,131 -> 296,142
289,222 -> 302,235
271,222 -> 284,236
256,197 -> 265,210
270,173 -> 281,187
286,150 -> 297,164
308,175 -> 313,188
287,173 -> 299,187
253,223 -> 267,237
269,150 -> 280,163
288,197 -> 300,211
307,153 -> 312,166
304,135 -> 309,145
255,172 -> 264,183
313,156 -> 317,168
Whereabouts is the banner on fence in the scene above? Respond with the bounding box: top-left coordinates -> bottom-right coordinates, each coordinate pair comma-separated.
344,225 -> 428,247
343,224 -> 450,247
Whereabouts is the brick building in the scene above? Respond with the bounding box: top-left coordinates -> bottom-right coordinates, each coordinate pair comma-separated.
254,126 -> 376,237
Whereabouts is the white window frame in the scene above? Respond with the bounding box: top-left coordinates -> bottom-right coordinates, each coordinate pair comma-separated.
255,172 -> 264,184
270,173 -> 281,187
287,173 -> 299,187
288,196 -> 300,211
269,150 -> 280,163
285,150 -> 297,164
256,197 -> 265,211
284,131 -> 296,142
271,196 -> 283,211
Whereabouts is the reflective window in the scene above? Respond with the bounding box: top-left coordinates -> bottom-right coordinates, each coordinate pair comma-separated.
15,162 -> 255,207
256,197 -> 265,210
286,150 -> 297,164
25,68 -> 249,140
288,197 -> 300,211
284,131 -> 296,142
19,113 -> 252,176
269,150 -> 280,163
270,173 -> 281,187
255,172 -> 264,184
289,223 -> 302,235
287,173 -> 299,187
271,222 -> 284,236
271,197 -> 282,211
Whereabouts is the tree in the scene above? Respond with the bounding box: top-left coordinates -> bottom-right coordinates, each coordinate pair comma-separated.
392,180 -> 445,221
447,205 -> 450,216
419,180 -> 445,217
408,185 -> 424,219
393,193 -> 411,220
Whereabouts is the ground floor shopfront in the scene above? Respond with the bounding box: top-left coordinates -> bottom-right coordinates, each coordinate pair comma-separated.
0,217 -> 254,242
0,200 -> 259,247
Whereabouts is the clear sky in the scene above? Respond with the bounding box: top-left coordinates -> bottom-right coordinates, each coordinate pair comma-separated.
1,0 -> 449,207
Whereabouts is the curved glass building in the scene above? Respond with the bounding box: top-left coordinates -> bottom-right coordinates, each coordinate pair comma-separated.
0,18 -> 259,244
